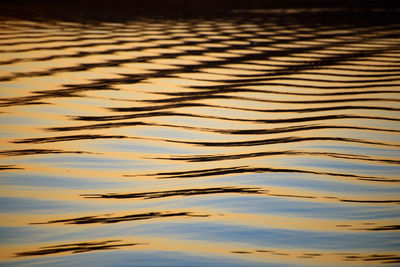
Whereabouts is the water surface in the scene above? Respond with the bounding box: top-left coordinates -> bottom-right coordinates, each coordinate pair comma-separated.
1,6 -> 400,266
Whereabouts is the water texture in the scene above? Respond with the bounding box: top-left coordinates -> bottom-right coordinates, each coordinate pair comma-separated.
0,6 -> 400,266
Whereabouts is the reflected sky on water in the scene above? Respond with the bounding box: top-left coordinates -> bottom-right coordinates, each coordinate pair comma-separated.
1,2 -> 400,266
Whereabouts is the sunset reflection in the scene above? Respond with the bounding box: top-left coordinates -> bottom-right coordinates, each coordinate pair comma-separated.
1,0 -> 400,266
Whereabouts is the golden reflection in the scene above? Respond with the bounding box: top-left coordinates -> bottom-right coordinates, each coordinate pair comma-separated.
1,12 -> 400,267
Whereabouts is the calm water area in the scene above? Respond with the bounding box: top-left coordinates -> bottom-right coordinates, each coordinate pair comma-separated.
0,4 -> 400,266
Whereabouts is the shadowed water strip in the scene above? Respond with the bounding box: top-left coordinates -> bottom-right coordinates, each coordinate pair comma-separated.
360,225 -> 400,231
14,240 -> 146,257
46,121 -> 400,136
164,136 -> 400,148
109,103 -> 400,114
12,134 -> 127,144
9,132 -> 400,156
0,149 -> 92,156
81,186 -> 269,199
81,186 -> 400,204
0,165 -> 23,170
153,150 -> 400,165
72,111 -> 400,124
30,211 -> 209,225
127,165 -> 398,182
139,95 -> 400,105
154,88 -> 400,97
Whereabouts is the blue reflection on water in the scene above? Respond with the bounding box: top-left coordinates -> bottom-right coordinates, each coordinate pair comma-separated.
0,197 -> 81,214
216,173 -> 400,194
3,219 -> 400,252
299,145 -> 400,158
19,155 -> 135,164
0,250 -> 325,267
282,157 -> 400,173
17,155 -> 146,170
166,195 -> 400,220
95,140 -> 199,154
0,115 -> 51,125
125,222 -> 400,250
0,226 -> 56,244
0,173 -> 133,189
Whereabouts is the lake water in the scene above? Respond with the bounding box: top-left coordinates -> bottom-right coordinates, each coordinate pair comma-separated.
1,7 -> 400,267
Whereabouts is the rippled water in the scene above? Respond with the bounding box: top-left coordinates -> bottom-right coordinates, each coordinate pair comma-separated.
1,8 -> 400,266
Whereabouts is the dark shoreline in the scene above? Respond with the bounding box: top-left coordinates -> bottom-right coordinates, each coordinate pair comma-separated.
1,0 -> 399,22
